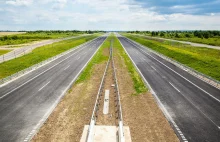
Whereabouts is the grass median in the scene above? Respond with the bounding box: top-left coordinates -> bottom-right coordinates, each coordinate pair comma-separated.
123,34 -> 220,81
113,35 -> 147,95
0,35 -> 99,79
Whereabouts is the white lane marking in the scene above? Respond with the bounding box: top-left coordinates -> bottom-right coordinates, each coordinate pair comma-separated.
118,37 -> 188,142
128,38 -> 220,128
76,56 -> 80,60
38,81 -> 50,91
23,37 -> 107,142
178,88 -> 220,129
64,65 -> 70,70
169,82 -> 180,92
103,90 -> 110,114
130,40 -> 220,103
0,37 -> 100,88
151,66 -> 157,71
0,44 -> 87,100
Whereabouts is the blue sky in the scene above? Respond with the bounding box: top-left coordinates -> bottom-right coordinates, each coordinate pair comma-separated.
0,0 -> 220,31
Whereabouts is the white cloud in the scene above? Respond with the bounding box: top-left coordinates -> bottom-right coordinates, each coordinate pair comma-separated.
52,0 -> 67,10
1,0 -> 220,30
6,0 -> 33,6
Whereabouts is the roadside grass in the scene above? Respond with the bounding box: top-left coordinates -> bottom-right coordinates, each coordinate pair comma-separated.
76,35 -> 111,83
0,35 -> 98,79
123,34 -> 220,81
173,37 -> 220,46
0,50 -> 11,56
133,33 -> 220,46
0,32 -> 85,46
113,35 -> 147,95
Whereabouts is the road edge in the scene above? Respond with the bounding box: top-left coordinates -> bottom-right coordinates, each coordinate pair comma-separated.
117,35 -> 187,142
24,36 -> 108,142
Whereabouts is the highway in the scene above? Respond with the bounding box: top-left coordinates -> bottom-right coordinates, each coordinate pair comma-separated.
0,35 -> 106,142
117,35 -> 220,142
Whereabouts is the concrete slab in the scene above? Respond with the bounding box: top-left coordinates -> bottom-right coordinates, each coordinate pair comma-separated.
103,90 -> 110,114
80,125 -> 132,142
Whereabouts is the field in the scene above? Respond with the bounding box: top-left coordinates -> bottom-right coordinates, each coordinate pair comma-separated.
123,33 -> 220,81
0,35 -> 98,79
128,31 -> 220,46
0,31 -> 100,46
0,50 -> 11,56
0,32 -> 26,36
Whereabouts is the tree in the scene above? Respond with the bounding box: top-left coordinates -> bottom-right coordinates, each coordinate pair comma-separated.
203,32 -> 210,39
160,32 -> 165,37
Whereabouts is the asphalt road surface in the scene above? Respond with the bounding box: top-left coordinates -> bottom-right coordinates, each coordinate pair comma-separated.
0,34 -> 89,63
118,35 -> 220,142
0,35 -> 107,142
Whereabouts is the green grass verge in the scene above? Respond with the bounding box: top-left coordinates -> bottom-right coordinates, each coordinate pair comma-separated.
76,35 -> 111,83
0,50 -> 11,56
0,35 -> 98,79
123,34 -> 220,81
172,37 -> 220,46
132,33 -> 220,46
113,35 -> 147,95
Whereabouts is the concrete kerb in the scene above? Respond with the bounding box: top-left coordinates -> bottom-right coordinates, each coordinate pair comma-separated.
0,36 -> 101,87
117,35 -> 188,142
125,37 -> 220,90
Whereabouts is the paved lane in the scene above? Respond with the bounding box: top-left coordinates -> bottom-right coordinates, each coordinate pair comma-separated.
0,35 -> 107,142
118,35 -> 220,142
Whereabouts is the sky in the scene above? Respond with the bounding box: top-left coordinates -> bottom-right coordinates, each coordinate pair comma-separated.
0,0 -> 220,31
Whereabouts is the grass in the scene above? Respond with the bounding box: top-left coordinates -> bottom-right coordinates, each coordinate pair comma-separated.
0,50 -> 11,56
172,37 -> 220,46
130,31 -> 220,46
76,35 -> 111,83
0,32 -> 26,36
113,35 -> 147,95
0,32 -> 85,46
123,33 -> 220,81
0,35 -> 98,79
76,33 -> 147,95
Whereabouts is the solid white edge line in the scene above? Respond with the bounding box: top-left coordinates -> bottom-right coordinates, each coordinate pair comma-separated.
126,37 -> 220,103
38,81 -> 50,91
117,35 -> 188,142
0,36 -> 99,88
0,38 -> 99,100
169,82 -> 180,92
24,36 -> 107,142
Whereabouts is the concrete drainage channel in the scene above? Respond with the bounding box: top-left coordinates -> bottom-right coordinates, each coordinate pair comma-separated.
80,40 -> 132,142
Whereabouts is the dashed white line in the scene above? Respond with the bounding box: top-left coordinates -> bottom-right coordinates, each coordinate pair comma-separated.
0,45 -> 86,100
119,37 -> 188,142
64,65 -> 70,70
76,56 -> 80,60
151,66 -> 157,71
169,82 -> 180,92
133,42 -> 220,103
38,81 -> 50,91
